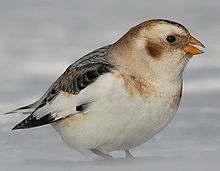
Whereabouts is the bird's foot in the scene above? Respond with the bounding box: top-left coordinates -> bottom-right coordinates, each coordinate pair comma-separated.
91,148 -> 114,160
125,150 -> 135,160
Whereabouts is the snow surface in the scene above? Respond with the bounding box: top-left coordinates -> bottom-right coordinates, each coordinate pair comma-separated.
0,0 -> 220,170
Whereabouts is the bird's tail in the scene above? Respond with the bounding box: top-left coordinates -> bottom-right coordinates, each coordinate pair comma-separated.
1,101 -> 40,131
4,101 -> 39,115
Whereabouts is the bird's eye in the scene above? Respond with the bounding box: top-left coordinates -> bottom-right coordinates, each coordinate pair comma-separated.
166,35 -> 176,43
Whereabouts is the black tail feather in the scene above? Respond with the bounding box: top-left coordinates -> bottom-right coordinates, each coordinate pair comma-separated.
4,101 -> 39,115
12,114 -> 55,130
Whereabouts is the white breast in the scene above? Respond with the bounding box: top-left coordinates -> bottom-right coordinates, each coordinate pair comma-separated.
53,72 -> 181,153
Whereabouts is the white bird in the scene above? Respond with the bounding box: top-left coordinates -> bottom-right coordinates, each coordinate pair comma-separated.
7,19 -> 205,159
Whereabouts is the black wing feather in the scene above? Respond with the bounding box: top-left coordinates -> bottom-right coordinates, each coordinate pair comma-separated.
12,114 -> 55,130
12,45 -> 115,130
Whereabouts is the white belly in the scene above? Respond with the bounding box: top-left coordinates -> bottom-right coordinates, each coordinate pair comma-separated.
53,73 -> 180,152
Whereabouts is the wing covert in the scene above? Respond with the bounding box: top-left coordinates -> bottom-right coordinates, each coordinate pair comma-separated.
12,45 -> 115,130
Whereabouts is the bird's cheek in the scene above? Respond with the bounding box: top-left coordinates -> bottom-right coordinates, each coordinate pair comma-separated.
145,43 -> 163,59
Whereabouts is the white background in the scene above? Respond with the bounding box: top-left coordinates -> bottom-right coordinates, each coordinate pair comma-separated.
0,0 -> 219,170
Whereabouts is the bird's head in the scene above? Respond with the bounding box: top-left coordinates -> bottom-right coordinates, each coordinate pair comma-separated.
114,19 -> 205,81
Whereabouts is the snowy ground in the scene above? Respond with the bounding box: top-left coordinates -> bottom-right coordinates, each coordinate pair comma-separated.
0,0 -> 220,171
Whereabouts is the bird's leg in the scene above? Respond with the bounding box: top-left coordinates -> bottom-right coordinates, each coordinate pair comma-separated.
122,144 -> 135,159
91,149 -> 113,160
125,150 -> 135,159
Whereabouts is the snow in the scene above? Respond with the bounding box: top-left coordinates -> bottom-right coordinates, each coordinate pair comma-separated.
0,0 -> 220,170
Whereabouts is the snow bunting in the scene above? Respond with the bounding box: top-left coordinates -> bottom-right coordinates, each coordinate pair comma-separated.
7,19 -> 205,159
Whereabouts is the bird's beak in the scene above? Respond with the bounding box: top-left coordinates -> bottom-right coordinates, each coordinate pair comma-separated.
184,36 -> 205,56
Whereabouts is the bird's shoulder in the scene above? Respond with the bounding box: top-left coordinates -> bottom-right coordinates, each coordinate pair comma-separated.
42,44 -> 115,104
12,44 -> 116,129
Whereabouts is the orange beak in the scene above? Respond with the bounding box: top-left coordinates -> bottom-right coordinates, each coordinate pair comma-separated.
184,36 -> 205,56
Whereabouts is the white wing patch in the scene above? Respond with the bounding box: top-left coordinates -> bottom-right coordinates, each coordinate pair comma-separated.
33,73 -> 116,121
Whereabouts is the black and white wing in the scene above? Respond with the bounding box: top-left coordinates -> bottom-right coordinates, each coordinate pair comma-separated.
11,45 -> 115,130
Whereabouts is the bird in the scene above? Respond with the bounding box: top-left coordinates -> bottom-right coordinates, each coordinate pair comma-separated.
6,19 -> 205,159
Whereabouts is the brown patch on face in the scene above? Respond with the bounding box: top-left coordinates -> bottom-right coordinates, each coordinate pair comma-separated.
145,42 -> 163,59
116,73 -> 155,98
170,87 -> 182,109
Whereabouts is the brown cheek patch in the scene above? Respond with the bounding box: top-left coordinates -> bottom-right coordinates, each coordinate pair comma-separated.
145,42 -> 163,59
